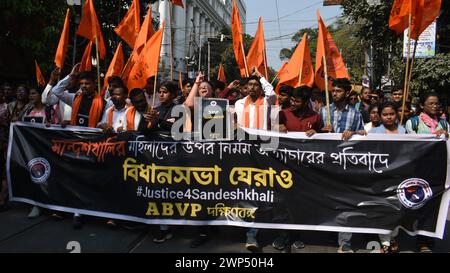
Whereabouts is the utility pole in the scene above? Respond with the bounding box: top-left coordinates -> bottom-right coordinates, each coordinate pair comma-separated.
198,35 -> 202,72
207,39 -> 211,80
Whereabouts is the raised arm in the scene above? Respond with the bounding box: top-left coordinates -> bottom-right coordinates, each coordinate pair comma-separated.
184,72 -> 204,109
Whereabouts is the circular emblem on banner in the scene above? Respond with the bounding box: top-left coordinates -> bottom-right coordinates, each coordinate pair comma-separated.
210,101 -> 217,107
397,178 -> 433,210
27,158 -> 51,184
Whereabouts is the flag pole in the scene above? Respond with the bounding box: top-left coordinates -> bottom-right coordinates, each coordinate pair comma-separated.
263,41 -> 269,79
400,11 -> 413,125
241,40 -> 249,77
169,1 -> 174,80
95,36 -> 101,94
121,54 -> 133,77
322,54 -> 331,126
270,76 -> 278,85
147,69 -> 159,128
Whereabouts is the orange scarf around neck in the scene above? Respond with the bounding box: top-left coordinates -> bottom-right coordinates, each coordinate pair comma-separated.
242,96 -> 265,129
70,94 -> 104,128
126,106 -> 137,131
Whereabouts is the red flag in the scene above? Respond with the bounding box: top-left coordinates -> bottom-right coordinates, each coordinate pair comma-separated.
127,22 -> 165,90
171,0 -> 184,8
54,9 -> 70,69
278,33 -> 314,89
76,0 -> 106,59
80,41 -> 94,72
410,0 -> 441,40
104,42 -> 125,87
315,11 -> 349,91
232,0 -> 247,77
132,8 -> 155,62
247,17 -> 268,79
114,0 -> 140,48
218,64 -> 227,86
35,60 -> 46,87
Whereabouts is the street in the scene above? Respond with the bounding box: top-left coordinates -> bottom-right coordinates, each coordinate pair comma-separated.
1,202 -> 449,253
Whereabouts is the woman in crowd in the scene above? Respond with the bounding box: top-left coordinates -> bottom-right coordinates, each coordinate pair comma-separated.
20,87 -> 56,218
405,92 -> 449,253
369,102 -> 406,252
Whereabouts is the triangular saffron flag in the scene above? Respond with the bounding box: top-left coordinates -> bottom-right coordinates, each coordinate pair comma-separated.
389,0 -> 414,36
246,17 -> 268,79
410,0 -> 441,40
132,8 -> 155,62
315,11 -> 349,91
35,60 -> 46,87
54,8 -> 71,69
128,22 -> 165,90
278,33 -> 314,89
232,0 -> 247,77
80,41 -> 94,72
104,42 -> 125,87
114,0 -> 141,48
76,0 -> 106,59
218,64 -> 227,86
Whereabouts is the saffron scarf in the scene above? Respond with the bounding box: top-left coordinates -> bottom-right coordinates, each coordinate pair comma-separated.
70,94 -> 104,128
126,106 -> 137,131
242,96 -> 265,129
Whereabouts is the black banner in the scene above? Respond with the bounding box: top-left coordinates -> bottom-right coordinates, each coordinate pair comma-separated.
7,122 -> 450,238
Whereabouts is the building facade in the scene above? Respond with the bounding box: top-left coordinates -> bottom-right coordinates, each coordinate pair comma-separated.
149,0 -> 246,78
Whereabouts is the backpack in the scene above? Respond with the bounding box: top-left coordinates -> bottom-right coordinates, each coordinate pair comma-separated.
409,115 -> 448,133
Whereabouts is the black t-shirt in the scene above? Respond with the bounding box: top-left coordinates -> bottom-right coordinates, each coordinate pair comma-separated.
75,95 -> 105,127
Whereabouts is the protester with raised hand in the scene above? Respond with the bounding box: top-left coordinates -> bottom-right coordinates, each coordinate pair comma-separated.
42,67 -> 78,124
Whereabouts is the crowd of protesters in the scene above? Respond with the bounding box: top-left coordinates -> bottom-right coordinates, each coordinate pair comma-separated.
0,63 -> 448,253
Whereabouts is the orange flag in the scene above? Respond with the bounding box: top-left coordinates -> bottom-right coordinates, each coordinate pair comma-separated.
389,0 -> 441,40
80,41 -> 94,72
275,62 -> 288,79
132,8 -> 155,62
114,0 -> 140,48
35,60 -> 46,87
315,11 -> 349,91
54,8 -> 70,69
232,0 -> 248,77
246,17 -> 268,79
104,42 -> 125,87
278,33 -> 314,89
121,56 -> 135,88
410,0 -> 441,40
218,64 -> 227,86
127,22 -> 165,90
171,0 -> 184,8
76,0 -> 106,59
389,0 -> 414,36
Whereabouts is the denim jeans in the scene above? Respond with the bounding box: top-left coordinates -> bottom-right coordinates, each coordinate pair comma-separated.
338,232 -> 352,247
247,228 -> 258,238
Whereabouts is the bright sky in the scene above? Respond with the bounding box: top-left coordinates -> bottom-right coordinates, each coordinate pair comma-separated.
245,0 -> 342,70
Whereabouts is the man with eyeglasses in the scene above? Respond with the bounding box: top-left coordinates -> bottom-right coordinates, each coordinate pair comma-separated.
369,89 -> 383,105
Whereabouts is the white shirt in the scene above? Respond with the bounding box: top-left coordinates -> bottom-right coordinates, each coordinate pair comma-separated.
234,77 -> 277,131
100,106 -> 128,132
41,84 -> 73,121
124,107 -> 143,131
